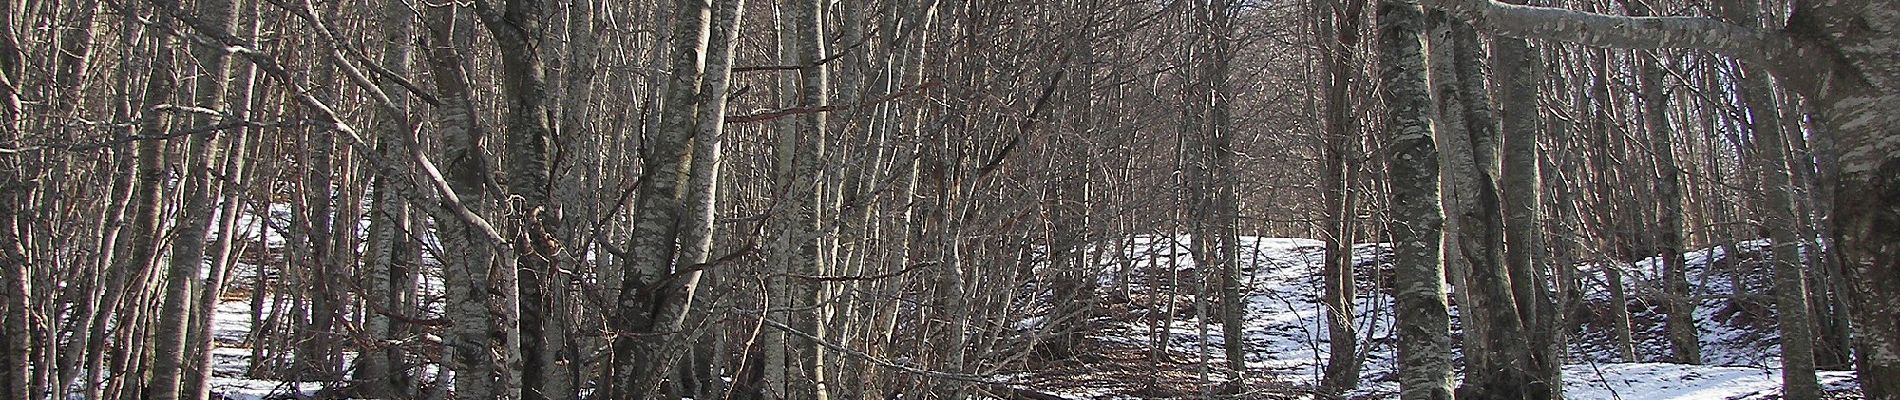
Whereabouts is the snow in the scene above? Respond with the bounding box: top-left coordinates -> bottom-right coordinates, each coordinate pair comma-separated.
212,300 -> 255,345
1051,236 -> 1860,399
200,235 -> 1860,399
1085,237 -> 1396,394
1563,363 -> 1859,400
222,203 -> 292,248
205,377 -> 329,400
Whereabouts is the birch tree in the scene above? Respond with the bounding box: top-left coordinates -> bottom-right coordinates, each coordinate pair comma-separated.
1698,1 -> 1820,397
124,9 -> 177,396
608,0 -> 717,394
470,0 -> 558,396
354,0 -> 421,395
1425,12 -> 1540,399
1319,0 -> 1367,392
0,2 -> 29,396
1378,1 -> 1455,398
1425,0 -> 1900,397
1488,0 -> 1561,392
424,6 -> 517,398
149,0 -> 244,395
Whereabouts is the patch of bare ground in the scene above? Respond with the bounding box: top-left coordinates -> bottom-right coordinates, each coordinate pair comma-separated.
998,329 -> 1309,399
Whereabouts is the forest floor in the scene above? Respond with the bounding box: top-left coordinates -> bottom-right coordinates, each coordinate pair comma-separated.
197,236 -> 1865,399
1016,237 -> 1864,399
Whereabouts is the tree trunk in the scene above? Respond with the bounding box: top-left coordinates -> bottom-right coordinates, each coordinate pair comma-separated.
1427,12 -> 1480,380
1490,2 -> 1559,394
1319,0 -> 1366,392
0,166 -> 27,400
677,1 -> 745,396
1746,78 -> 1821,400
1203,0 -> 1248,383
124,10 -> 176,398
354,0 -> 419,395
546,1 -> 597,397
610,0 -> 712,394
1428,13 -> 1540,400
424,6 -> 513,398
147,32 -> 222,400
1583,47 -> 1638,363
0,3 -> 30,396
292,57 -> 345,382
473,0 -> 556,396
170,0 -> 242,397
787,0 -> 833,396
1377,1 -> 1455,398
1419,0 -> 1900,397
1700,2 -> 1819,396
1625,0 -> 1694,373
1039,0 -> 1100,364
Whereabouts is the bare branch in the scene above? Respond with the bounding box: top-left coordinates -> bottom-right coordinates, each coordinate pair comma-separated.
1424,0 -> 1794,62
789,261 -> 938,282
731,37 -> 867,72
0,120 -> 274,154
152,0 -> 511,247
725,81 -> 942,123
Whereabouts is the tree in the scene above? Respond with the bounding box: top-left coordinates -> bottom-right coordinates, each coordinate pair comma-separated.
0,158 -> 26,400
1319,0 -> 1368,393
759,0 -> 835,396
1377,0 -> 1455,398
1489,0 -> 1561,392
1700,1 -> 1820,397
472,0 -> 561,396
1425,0 -> 1900,397
1426,12 -> 1541,399
160,0 -> 244,396
123,8 -> 178,396
0,2 -> 30,396
422,5 -> 518,398
1609,1 -> 1703,367
1183,0 -> 1247,383
786,0 -> 834,393
352,0 -> 422,395
13,0 -> 1890,398
676,0 -> 746,395
609,0 -> 717,395
148,0 -> 235,390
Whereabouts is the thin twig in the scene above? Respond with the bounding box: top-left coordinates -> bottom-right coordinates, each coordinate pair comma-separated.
725,81 -> 942,123
788,261 -> 939,282
0,120 -> 275,154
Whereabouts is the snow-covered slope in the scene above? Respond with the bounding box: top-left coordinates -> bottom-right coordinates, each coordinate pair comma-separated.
1048,236 -> 1861,399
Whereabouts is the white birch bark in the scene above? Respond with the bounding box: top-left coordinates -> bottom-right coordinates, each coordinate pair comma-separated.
1378,1 -> 1455,398
1422,1 -> 1900,396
